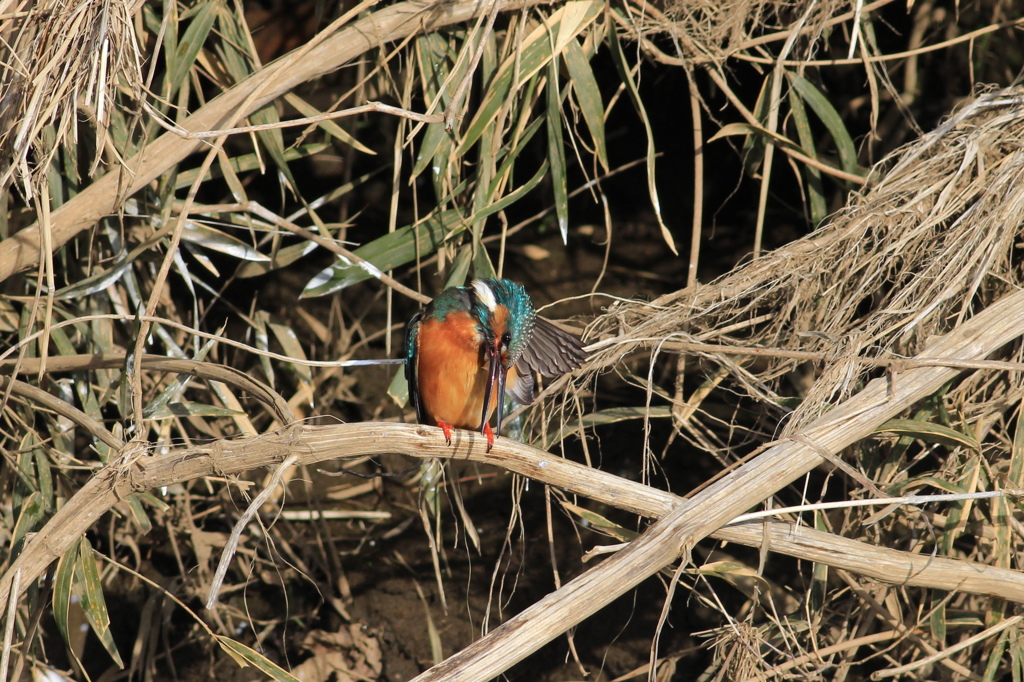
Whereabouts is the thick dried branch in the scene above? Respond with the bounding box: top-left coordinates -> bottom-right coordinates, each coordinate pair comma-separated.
1,353 -> 294,425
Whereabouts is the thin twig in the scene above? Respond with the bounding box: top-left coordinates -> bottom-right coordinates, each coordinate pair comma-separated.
0,569 -> 20,682
0,313 -> 403,370
231,200 -> 430,304
871,615 -> 1024,679
0,375 -> 123,450
144,99 -> 443,139
729,490 -> 1015,525
206,454 -> 300,609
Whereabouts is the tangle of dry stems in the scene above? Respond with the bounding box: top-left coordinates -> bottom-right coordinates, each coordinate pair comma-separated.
538,84 -> 1024,680
0,0 -> 143,198
576,86 -> 1024,434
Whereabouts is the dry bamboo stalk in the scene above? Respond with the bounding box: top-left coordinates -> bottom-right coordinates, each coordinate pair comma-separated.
0,0 -> 553,283
4,422 -> 1022,607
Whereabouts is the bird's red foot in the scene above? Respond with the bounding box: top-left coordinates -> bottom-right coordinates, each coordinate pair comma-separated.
437,420 -> 454,446
482,422 -> 495,452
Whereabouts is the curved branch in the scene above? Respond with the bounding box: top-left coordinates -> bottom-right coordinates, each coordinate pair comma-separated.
0,375 -> 123,450
2,353 -> 294,425
3,417 -> 1023,611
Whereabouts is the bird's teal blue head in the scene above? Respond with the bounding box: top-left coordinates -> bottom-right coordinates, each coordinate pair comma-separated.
469,278 -> 536,367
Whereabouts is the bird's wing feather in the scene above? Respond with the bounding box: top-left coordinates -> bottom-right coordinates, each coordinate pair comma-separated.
509,318 -> 587,405
521,317 -> 588,377
506,369 -> 536,405
405,311 -> 426,423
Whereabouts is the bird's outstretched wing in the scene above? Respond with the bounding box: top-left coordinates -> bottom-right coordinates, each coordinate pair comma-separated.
405,311 -> 426,423
509,317 -> 587,404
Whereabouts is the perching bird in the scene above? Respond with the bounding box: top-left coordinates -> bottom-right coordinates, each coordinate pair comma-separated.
405,278 -> 587,451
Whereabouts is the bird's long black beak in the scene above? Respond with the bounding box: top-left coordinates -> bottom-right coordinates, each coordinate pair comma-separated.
495,358 -> 507,438
480,346 -> 506,440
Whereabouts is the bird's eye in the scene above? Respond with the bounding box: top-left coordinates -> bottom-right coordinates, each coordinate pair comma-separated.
501,331 -> 511,347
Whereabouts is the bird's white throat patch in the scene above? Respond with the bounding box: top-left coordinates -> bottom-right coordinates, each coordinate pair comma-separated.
472,279 -> 497,312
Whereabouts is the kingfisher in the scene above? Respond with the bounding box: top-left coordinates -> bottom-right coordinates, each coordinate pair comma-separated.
405,278 -> 587,451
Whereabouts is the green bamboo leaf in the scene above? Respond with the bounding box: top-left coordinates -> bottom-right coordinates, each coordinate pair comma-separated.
142,335 -> 218,421
560,501 -> 637,542
304,155 -> 550,298
709,122 -> 804,152
30,434 -> 54,511
126,494 -> 154,534
253,310 -> 275,386
269,319 -> 312,383
486,157 -> 550,217
11,492 -> 45,552
607,27 -> 676,254
491,116 -> 545,194
285,93 -> 375,155
53,255 -> 133,300
76,539 -> 124,668
874,418 -> 981,452
215,636 -> 302,681
472,240 -> 495,279
165,2 -> 217,99
459,0 -> 602,154
388,367 -> 409,407
175,143 -> 330,189
0,296 -> 17,332
413,33 -> 459,178
7,440 -> 38,499
568,406 -> 672,429
887,475 -> 967,497
146,401 -> 245,419
786,80 -> 827,224
788,74 -> 861,180
215,4 -> 299,190
809,511 -> 828,613
216,146 -> 249,204
302,210 -> 464,297
946,459 -> 980,547
740,73 -> 773,176
249,105 -> 299,189
562,38 -> 607,170
443,246 -> 473,289
546,60 -> 569,243
1011,629 -> 1024,682
181,221 -> 270,262
235,241 -> 319,279
984,627 -> 1010,682
181,239 -> 219,278
693,561 -> 767,582
53,545 -> 76,643
469,91 -> 498,245
1011,401 -> 1024,487
49,323 -> 104,421
420,459 -> 444,517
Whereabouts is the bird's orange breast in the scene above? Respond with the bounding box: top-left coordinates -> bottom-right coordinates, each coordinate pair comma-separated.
414,312 -> 518,430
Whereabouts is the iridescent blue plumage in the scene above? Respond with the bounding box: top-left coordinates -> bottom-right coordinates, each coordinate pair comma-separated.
469,278 -> 536,365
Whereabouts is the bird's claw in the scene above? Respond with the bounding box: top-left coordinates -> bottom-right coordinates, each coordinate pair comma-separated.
483,423 -> 495,452
438,421 -> 454,446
